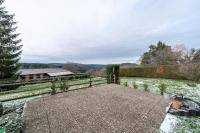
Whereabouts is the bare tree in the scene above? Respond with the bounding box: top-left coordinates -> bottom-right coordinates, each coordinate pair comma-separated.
179,62 -> 200,82
178,47 -> 200,82
153,47 -> 177,65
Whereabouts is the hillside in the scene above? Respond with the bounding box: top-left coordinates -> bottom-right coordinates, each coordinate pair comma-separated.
120,63 -> 138,68
63,63 -> 105,73
20,63 -> 63,69
20,63 -> 137,74
20,63 -> 105,73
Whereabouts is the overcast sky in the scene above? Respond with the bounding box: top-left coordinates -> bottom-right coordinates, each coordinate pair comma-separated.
3,0 -> 200,64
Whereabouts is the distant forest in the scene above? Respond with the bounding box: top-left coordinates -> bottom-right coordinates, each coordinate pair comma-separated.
20,63 -> 138,74
20,63 -> 64,69
20,63 -> 106,73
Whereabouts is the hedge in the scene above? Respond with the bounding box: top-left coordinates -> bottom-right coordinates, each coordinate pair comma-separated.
106,64 -> 120,84
120,65 -> 186,80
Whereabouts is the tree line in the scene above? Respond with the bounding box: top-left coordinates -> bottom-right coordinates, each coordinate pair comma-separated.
140,41 -> 200,82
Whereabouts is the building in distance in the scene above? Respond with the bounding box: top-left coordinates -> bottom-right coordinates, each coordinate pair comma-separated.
18,68 -> 73,81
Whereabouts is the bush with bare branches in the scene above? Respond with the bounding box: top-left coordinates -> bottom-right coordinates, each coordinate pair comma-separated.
179,62 -> 200,82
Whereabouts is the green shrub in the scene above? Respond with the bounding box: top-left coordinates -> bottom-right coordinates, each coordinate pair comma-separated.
61,82 -> 66,91
106,64 -> 120,84
159,83 -> 167,95
143,84 -> 149,91
60,81 -> 69,91
132,82 -> 138,89
123,82 -> 128,87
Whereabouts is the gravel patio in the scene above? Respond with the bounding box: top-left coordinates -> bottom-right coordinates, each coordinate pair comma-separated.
23,84 -> 168,133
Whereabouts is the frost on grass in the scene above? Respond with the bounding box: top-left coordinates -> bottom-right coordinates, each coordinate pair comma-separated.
0,88 -> 51,101
0,102 -> 23,133
121,77 -> 200,100
0,113 -> 23,133
173,117 -> 200,133
0,96 -> 44,133
121,77 -> 200,133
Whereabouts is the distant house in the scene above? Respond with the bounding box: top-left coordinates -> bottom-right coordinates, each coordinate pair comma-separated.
18,68 -> 74,81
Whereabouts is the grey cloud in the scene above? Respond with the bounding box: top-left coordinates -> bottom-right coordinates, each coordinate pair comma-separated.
3,0 -> 200,64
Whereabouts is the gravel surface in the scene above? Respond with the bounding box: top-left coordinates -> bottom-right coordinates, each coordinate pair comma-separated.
23,84 -> 168,133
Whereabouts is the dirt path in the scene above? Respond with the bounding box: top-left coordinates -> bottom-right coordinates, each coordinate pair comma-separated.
23,84 -> 168,133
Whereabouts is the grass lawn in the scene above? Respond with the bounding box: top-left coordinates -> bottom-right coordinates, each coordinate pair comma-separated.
0,77 -> 106,101
121,77 -> 200,133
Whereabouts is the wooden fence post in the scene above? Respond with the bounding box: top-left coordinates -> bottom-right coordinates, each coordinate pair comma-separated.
51,80 -> 56,95
89,76 -> 92,88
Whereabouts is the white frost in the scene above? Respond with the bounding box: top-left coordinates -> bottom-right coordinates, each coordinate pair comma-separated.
160,113 -> 177,133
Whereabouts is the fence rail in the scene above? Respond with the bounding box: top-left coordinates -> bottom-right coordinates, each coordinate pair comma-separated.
0,74 -> 90,87
0,77 -> 107,102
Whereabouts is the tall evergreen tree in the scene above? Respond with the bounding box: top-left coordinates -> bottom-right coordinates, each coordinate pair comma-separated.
0,0 -> 22,79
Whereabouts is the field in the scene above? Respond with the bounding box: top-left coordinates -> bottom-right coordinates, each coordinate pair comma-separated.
120,77 -> 200,133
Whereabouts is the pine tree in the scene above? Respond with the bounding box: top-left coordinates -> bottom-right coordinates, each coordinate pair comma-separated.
0,0 -> 22,79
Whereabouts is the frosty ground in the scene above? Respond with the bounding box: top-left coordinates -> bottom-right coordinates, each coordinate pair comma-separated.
121,77 -> 200,133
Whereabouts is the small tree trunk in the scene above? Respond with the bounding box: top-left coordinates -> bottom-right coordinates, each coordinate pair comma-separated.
89,76 -> 92,88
